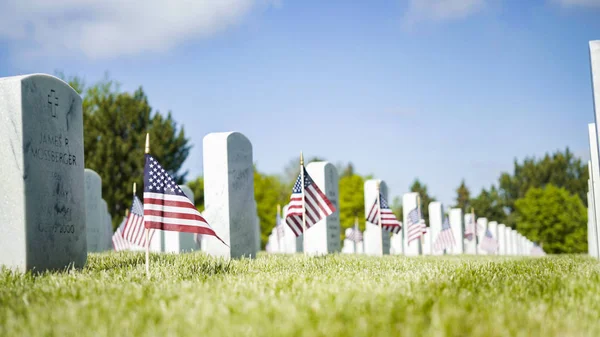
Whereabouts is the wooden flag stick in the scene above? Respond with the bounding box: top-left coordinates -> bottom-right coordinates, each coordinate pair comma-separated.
300,151 -> 306,255
376,181 -> 383,256
144,133 -> 150,278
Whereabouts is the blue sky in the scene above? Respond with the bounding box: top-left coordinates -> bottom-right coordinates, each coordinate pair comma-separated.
1,0 -> 599,207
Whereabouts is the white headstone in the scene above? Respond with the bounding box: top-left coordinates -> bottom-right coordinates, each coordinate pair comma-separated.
104,209 -> 113,251
449,208 -> 464,254
463,213 -> 477,254
591,41 -> 600,165
163,185 -> 199,253
428,202 -> 444,255
84,169 -> 103,253
304,161 -> 340,255
511,230 -> 519,255
202,132 -> 258,259
505,226 -> 514,255
422,227 -> 432,255
589,185 -> 598,258
0,74 -> 86,272
403,192 -> 421,256
342,227 -> 364,254
487,221 -> 498,255
99,199 -> 112,251
476,218 -> 488,255
281,205 -> 302,253
588,125 -> 600,258
363,179 -> 391,255
497,224 -> 506,255
390,229 -> 403,255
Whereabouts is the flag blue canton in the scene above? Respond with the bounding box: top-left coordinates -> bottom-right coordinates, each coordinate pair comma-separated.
144,154 -> 184,196
131,195 -> 144,216
379,194 -> 390,209
441,216 -> 451,230
408,208 -> 421,224
292,167 -> 314,193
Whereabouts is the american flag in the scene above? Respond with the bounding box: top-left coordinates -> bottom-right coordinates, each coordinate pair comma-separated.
121,195 -> 154,247
366,193 -> 402,234
143,154 -> 225,244
531,243 -> 546,256
433,216 -> 456,252
346,225 -> 363,243
284,166 -> 336,236
113,217 -> 133,251
480,229 -> 498,253
406,207 -> 427,243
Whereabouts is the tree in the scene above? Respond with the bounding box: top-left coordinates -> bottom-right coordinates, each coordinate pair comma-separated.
66,75 -> 190,230
409,179 -> 435,221
499,148 -> 588,213
470,185 -> 507,225
514,184 -> 587,254
186,176 -> 205,212
254,167 -> 288,248
338,173 -> 366,239
454,180 -> 471,214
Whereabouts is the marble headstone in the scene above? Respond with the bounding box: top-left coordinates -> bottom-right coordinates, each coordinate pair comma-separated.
363,179 -> 391,255
476,218 -> 488,255
428,202 -> 444,255
449,208 -> 464,254
497,224 -> 506,255
505,226 -> 514,255
304,161 -> 340,255
0,74 -> 86,272
488,221 -> 498,255
281,205 -> 302,253
463,213 -> 477,254
511,230 -> 519,255
390,227 -> 403,255
84,169 -> 103,252
202,132 -> 258,259
588,125 -> 600,258
100,199 -> 111,251
591,41 -> 600,164
422,227 -> 431,255
403,192 -> 421,256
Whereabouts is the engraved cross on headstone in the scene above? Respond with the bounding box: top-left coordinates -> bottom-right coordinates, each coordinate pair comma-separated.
48,89 -> 58,118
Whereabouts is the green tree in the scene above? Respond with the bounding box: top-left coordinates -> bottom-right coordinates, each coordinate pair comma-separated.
499,148 -> 588,212
66,75 -> 190,230
186,176 -> 205,212
514,184 -> 587,254
339,173 -> 366,239
254,168 -> 287,248
470,185 -> 507,225
391,196 -> 403,223
409,179 -> 435,221
454,180 -> 471,214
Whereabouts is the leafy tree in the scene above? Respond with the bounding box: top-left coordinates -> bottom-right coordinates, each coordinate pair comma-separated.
65,75 -> 190,230
186,176 -> 205,212
454,180 -> 471,214
391,196 -> 403,223
338,173 -> 366,239
409,179 -> 435,222
499,148 -> 588,212
254,168 -> 288,248
470,185 -> 507,225
514,184 -> 587,254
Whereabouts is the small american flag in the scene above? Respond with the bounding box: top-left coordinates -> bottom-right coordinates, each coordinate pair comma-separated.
346,225 -> 363,243
406,207 -> 427,243
113,217 -> 133,251
121,195 -> 154,247
143,154 -> 225,244
464,215 -> 482,241
284,167 -> 336,236
480,229 -> 498,253
531,243 -> 546,256
366,193 -> 402,234
433,216 -> 455,252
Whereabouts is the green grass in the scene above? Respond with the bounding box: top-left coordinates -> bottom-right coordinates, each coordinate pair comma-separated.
1,253 -> 600,337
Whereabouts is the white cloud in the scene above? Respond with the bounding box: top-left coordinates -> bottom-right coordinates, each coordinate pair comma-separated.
0,0 -> 276,59
402,0 -> 486,27
552,0 -> 600,7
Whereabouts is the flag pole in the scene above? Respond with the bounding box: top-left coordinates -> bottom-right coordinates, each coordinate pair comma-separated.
354,216 -> 359,254
376,181 -> 383,256
277,204 -> 282,252
144,133 -> 150,278
300,151 -> 306,255
472,207 -> 477,255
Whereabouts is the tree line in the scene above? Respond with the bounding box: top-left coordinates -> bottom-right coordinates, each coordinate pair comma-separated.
65,74 -> 588,254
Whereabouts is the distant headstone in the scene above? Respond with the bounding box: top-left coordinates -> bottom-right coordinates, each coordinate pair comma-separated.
511,229 -> 519,255
505,226 -> 514,255
84,169 -> 103,252
449,208 -> 464,254
202,132 -> 258,259
281,205 -> 302,253
403,192 -> 421,256
476,218 -> 488,255
304,161 -> 340,255
488,221 -> 498,255
463,213 -> 477,254
390,229 -> 403,255
422,227 -> 431,255
363,179 -> 391,255
497,224 -> 507,255
104,208 -> 113,251
99,199 -> 112,251
163,185 -> 199,253
588,125 -> 600,258
428,202 -> 444,255
0,74 -> 86,272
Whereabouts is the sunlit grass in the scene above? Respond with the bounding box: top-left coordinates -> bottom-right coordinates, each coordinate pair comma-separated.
1,253 -> 599,336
